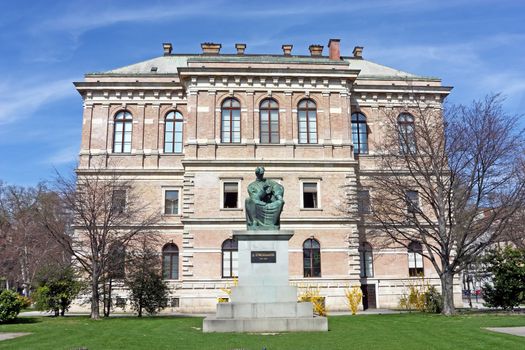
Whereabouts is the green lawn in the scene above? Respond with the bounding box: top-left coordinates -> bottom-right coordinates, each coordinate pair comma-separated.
1,313 -> 525,349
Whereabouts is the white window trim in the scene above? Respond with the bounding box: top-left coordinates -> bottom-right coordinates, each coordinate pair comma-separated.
162,187 -> 182,216
299,178 -> 322,210
220,178 -> 243,210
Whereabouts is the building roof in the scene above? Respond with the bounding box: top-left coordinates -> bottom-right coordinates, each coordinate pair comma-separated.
93,54 -> 436,81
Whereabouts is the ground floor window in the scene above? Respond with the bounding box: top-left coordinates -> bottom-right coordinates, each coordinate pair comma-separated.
408,241 -> 424,276
303,238 -> 321,277
162,243 -> 179,280
222,239 -> 238,278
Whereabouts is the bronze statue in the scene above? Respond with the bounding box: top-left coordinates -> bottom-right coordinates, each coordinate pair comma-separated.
245,167 -> 284,230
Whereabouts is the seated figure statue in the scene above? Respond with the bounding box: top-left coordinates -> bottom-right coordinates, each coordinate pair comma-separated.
245,167 -> 285,230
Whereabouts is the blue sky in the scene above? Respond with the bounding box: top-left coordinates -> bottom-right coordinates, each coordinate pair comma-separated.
1,0 -> 524,185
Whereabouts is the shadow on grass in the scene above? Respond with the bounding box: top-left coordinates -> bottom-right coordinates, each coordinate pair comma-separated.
3,317 -> 41,325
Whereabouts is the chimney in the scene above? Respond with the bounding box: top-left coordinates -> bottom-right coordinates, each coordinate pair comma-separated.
309,44 -> 324,57
162,42 -> 172,56
328,39 -> 340,60
201,42 -> 221,55
282,44 -> 293,56
235,43 -> 246,55
353,46 -> 363,59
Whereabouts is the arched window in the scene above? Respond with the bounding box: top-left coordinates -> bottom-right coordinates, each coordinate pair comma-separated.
298,99 -> 317,144
398,113 -> 416,154
408,241 -> 424,277
162,243 -> 179,280
221,98 -> 241,143
113,111 -> 132,153
221,239 -> 238,278
351,112 -> 368,155
108,243 -> 126,279
260,98 -> 279,144
164,111 -> 184,153
359,242 -> 374,277
303,238 -> 321,277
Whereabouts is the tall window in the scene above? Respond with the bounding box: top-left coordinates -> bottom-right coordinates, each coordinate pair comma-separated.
221,98 -> 241,143
298,99 -> 317,144
408,241 -> 424,277
398,113 -> 416,154
359,242 -> 374,277
406,190 -> 420,213
111,189 -> 126,214
113,111 -> 132,153
303,238 -> 321,277
357,190 -> 371,214
351,112 -> 368,155
223,182 -> 239,208
108,243 -> 126,279
302,182 -> 319,209
222,239 -> 238,278
260,98 -> 279,144
164,190 -> 179,215
162,243 -> 179,280
164,111 -> 183,153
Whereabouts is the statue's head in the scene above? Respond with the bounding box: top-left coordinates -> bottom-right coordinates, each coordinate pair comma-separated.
255,166 -> 265,179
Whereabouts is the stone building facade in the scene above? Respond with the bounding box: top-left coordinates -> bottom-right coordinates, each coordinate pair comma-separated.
74,39 -> 461,312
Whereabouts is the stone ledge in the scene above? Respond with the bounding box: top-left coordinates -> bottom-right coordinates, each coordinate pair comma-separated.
202,316 -> 328,333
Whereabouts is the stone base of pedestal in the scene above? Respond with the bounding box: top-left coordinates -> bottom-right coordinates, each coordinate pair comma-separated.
203,315 -> 328,333
203,230 -> 328,333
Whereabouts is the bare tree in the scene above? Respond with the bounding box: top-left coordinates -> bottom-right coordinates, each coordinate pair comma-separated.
0,183 -> 68,295
367,94 -> 525,315
38,169 -> 160,319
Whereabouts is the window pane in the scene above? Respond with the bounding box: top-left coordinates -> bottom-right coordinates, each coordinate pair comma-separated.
166,122 -> 174,132
175,121 -> 182,132
123,131 -> 132,143
174,142 -> 182,153
164,142 -> 173,153
123,143 -> 131,153
173,257 -> 178,279
163,255 -> 170,279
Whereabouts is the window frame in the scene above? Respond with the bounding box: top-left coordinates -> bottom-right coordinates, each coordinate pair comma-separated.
162,243 -> 179,280
259,98 -> 280,144
303,238 -> 321,278
408,241 -> 424,277
406,190 -> 420,214
398,113 -> 416,154
220,179 -> 242,210
359,242 -> 374,278
113,111 -> 133,153
163,188 -> 181,216
357,189 -> 371,214
300,180 -> 321,210
164,111 -> 184,154
111,189 -> 127,214
221,238 -> 239,278
221,98 -> 241,143
297,99 -> 318,144
351,112 -> 369,155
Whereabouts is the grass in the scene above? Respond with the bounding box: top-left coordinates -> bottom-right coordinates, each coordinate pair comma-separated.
1,313 -> 525,349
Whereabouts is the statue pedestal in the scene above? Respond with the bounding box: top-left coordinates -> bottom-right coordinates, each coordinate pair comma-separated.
203,230 -> 328,333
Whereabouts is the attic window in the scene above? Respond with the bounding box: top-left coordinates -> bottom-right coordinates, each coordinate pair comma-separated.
151,66 -> 158,72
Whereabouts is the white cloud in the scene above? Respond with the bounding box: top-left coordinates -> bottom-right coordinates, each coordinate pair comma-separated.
45,145 -> 79,165
0,78 -> 76,125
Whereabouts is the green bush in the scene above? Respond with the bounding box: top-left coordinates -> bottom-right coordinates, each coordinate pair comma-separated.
482,247 -> 525,310
0,289 -> 23,322
34,266 -> 82,316
424,286 -> 443,313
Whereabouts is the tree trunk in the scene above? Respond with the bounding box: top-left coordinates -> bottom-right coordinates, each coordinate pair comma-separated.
441,271 -> 456,315
104,278 -> 113,317
91,269 -> 100,320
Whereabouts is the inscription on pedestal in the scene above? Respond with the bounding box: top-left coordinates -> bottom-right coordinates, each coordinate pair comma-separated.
251,251 -> 276,263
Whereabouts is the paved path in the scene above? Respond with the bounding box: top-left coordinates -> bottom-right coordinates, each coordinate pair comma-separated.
0,333 -> 31,342
486,327 -> 525,337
